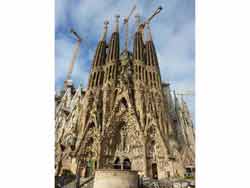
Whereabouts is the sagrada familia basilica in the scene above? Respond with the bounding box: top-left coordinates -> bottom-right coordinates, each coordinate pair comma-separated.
55,6 -> 195,187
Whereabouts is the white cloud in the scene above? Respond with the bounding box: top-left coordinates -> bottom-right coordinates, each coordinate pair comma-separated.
55,37 -> 74,83
55,0 -> 68,30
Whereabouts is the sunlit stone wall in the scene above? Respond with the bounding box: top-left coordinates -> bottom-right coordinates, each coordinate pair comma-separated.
93,169 -> 139,188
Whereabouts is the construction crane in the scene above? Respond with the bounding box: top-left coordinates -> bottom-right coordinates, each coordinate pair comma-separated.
123,5 -> 137,51
175,90 -> 194,99
139,5 -> 163,32
64,29 -> 82,86
174,90 -> 194,120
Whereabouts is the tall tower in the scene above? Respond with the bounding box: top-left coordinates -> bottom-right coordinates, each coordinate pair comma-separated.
55,11 -> 194,180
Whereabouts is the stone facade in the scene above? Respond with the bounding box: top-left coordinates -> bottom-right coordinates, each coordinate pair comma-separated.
55,16 -> 195,180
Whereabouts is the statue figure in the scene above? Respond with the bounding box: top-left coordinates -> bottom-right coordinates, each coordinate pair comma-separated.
119,125 -> 128,152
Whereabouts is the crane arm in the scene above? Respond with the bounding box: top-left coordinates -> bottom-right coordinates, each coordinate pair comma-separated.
127,5 -> 136,21
70,29 -> 91,48
65,29 -> 82,83
70,29 -> 82,41
124,4 -> 137,51
175,91 -> 194,96
146,6 -> 162,24
139,6 -> 163,31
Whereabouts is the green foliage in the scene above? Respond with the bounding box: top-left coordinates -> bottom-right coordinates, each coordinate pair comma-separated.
184,175 -> 195,180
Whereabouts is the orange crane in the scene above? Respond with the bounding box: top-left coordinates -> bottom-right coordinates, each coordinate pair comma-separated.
123,4 -> 137,51
64,29 -> 82,86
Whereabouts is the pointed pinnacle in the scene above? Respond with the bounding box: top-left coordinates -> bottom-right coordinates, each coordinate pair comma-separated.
100,20 -> 109,41
79,81 -> 83,88
115,14 -> 120,32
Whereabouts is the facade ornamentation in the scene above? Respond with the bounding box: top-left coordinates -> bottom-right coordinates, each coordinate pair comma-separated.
55,16 -> 195,179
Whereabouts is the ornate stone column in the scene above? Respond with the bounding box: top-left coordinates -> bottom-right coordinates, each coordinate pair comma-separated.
142,135 -> 148,177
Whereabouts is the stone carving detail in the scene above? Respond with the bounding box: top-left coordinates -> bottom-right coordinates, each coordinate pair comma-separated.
55,25 -> 195,179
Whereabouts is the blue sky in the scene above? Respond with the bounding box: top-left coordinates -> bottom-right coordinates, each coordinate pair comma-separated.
55,0 -> 195,120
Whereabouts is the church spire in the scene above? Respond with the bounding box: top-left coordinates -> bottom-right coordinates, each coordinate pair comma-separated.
91,21 -> 109,68
87,21 -> 109,88
135,14 -> 141,30
145,23 -> 159,67
146,23 -> 153,41
115,14 -> 120,33
106,15 -> 120,63
133,14 -> 144,61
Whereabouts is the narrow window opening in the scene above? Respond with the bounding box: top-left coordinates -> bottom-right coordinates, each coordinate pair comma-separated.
95,72 -> 99,86
153,73 -> 156,88
149,72 -> 152,87
100,71 -> 104,85
112,65 -> 116,79
135,65 -> 138,80
92,72 -> 96,87
142,68 -> 145,81
139,66 -> 141,80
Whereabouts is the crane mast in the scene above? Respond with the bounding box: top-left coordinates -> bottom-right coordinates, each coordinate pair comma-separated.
124,5 -> 136,51
64,29 -> 82,86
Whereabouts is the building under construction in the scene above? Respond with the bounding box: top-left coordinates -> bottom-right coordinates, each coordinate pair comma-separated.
55,4 -> 195,188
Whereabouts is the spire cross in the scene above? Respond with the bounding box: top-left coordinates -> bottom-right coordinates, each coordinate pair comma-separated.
135,13 -> 141,28
104,20 -> 109,31
100,20 -> 109,41
115,14 -> 120,32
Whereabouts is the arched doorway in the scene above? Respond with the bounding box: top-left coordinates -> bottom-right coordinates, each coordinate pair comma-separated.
113,157 -> 121,169
120,98 -> 128,108
123,158 -> 131,170
152,163 -> 158,179
88,122 -> 95,129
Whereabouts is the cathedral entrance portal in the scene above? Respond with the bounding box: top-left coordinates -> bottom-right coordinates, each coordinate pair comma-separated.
123,158 -> 131,170
152,163 -> 158,179
114,157 -> 121,169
